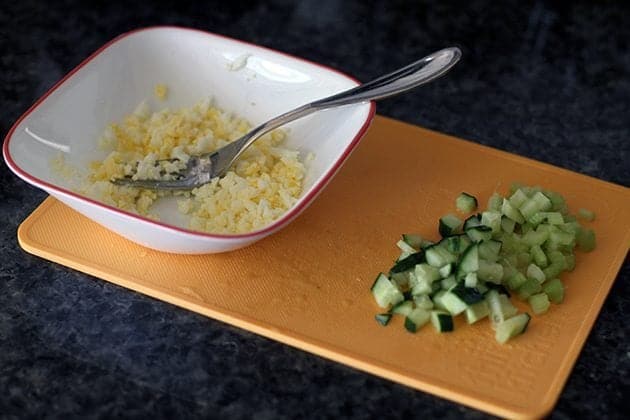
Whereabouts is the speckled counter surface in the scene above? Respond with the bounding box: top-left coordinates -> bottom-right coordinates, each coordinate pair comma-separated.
1,1 -> 628,418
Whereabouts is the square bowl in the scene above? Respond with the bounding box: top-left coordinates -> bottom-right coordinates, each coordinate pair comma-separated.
3,26 -> 374,254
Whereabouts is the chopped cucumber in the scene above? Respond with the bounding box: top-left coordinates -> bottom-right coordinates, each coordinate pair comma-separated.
495,313 -> 531,344
528,293 -> 550,315
449,281 -> 484,305
370,183 -> 595,345
526,263 -> 546,284
413,294 -> 434,309
439,214 -> 462,237
487,192 -> 503,212
396,239 -> 417,254
576,228 -> 596,252
477,260 -> 504,284
431,310 -> 454,332
389,251 -> 425,274
502,198 -> 525,224
371,273 -> 405,308
465,300 -> 489,324
530,245 -> 548,268
464,272 -> 478,288
542,278 -> 564,303
440,289 -> 468,316
508,189 -> 528,209
500,216 -> 516,234
375,313 -> 392,326
487,290 -> 518,327
390,271 -> 412,289
484,282 -> 511,297
392,300 -> 414,317
505,271 -> 527,290
456,192 -> 478,213
516,277 -> 542,300
439,263 -> 454,277
405,308 -> 431,332
402,233 -> 425,249
444,234 -> 471,254
466,225 -> 493,242
577,208 -> 596,222
481,211 -> 502,234
478,240 -> 502,262
425,244 -> 457,267
440,275 -> 457,290
412,263 -> 441,295
519,192 -> 552,220
457,243 -> 479,277
463,214 -> 482,230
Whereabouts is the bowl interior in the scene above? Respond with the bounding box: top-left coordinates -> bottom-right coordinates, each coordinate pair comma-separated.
5,27 -> 372,234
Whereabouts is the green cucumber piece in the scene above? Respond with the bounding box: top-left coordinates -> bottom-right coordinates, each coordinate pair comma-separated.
487,290 -> 518,327
466,225 -> 493,243
430,310 -> 454,332
463,214 -> 482,230
465,300 -> 489,324
478,240 -> 502,262
450,281 -> 484,305
444,234 -> 472,254
404,308 -> 431,333
577,208 -> 596,222
439,263 -> 455,278
413,294 -> 434,310
495,313 -> 531,344
519,192 -> 552,220
508,189 -> 529,209
502,198 -> 525,224
371,273 -> 404,308
528,293 -> 550,315
484,282 -> 511,297
389,251 -> 425,274
526,263 -> 546,284
375,313 -> 392,326
500,215 -> 516,234
402,233 -> 424,249
542,278 -> 564,303
576,228 -> 596,252
530,244 -> 548,268
481,211 -> 502,234
396,239 -> 417,254
439,290 -> 468,316
505,272 -> 527,290
457,243 -> 479,277
456,192 -> 478,213
440,275 -> 457,290
477,260 -> 504,284
392,300 -> 414,317
439,213 -> 462,237
464,272 -> 478,288
431,290 -> 448,311
487,192 -> 503,212
425,244 -> 457,267
516,277 -> 542,300
412,263 -> 441,295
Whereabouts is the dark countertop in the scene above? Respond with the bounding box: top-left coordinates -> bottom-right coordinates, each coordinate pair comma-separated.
1,1 -> 628,418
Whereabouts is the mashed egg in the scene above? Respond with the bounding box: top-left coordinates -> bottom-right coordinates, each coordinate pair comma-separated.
83,94 -> 305,234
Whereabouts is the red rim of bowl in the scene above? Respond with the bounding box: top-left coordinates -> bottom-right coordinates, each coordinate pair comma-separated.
2,25 -> 376,240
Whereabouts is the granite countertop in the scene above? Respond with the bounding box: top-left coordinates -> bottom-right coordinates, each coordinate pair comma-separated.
1,1 -> 628,418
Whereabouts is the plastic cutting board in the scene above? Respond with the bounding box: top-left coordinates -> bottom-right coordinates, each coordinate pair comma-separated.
18,116 -> 630,418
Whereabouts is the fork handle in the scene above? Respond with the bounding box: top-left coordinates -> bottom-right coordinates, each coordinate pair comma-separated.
228,47 -> 461,163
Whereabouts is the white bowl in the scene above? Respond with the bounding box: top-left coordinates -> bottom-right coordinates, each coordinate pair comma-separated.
3,27 -> 374,254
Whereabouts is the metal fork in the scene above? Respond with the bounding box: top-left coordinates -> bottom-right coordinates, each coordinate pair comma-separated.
111,47 -> 461,190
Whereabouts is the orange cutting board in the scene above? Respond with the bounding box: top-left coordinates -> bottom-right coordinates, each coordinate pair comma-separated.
18,116 -> 630,419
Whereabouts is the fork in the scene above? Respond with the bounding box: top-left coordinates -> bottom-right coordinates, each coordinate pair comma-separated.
111,47 -> 461,190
